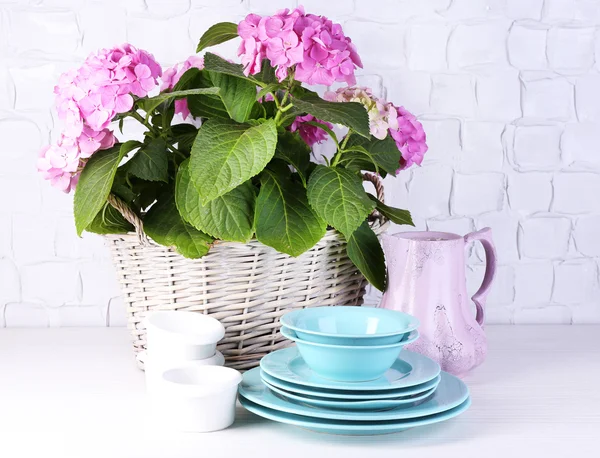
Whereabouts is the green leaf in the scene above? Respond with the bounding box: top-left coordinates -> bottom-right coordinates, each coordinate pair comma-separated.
291,89 -> 370,138
74,141 -> 141,236
137,87 -> 220,116
307,165 -> 375,237
176,160 -> 256,242
144,193 -> 213,259
204,52 -> 248,80
170,124 -> 198,154
345,220 -> 387,292
368,195 -> 414,226
274,131 -> 311,186
256,59 -> 277,84
189,118 -> 278,204
255,168 -> 326,257
196,22 -> 239,53
86,202 -> 134,235
341,135 -> 402,177
256,83 -> 280,101
126,138 -> 169,183
208,71 -> 257,123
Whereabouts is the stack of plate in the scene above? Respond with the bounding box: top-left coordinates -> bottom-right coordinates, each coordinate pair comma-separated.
238,307 -> 471,436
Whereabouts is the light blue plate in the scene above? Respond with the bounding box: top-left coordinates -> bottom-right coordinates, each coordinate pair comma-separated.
280,306 -> 420,345
261,371 -> 442,400
239,396 -> 471,435
260,347 -> 440,391
241,369 -> 468,421
263,377 -> 437,411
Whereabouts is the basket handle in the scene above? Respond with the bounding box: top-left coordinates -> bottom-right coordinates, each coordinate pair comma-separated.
107,194 -> 149,245
362,172 -> 386,224
107,173 -> 386,243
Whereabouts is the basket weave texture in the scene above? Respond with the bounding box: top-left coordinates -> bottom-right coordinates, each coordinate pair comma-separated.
106,173 -> 387,371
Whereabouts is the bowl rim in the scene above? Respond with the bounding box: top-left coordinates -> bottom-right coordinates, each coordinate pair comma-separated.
280,306 -> 420,339
280,326 -> 420,350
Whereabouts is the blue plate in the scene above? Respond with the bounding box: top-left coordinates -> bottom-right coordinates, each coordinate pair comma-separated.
260,347 -> 440,391
239,396 -> 471,435
263,378 -> 437,411
261,371 -> 442,400
241,369 -> 468,421
280,306 -> 420,345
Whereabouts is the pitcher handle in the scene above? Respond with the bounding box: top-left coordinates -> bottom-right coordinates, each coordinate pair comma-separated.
464,227 -> 497,326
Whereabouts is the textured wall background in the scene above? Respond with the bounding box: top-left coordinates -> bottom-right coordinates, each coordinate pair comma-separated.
0,0 -> 599,327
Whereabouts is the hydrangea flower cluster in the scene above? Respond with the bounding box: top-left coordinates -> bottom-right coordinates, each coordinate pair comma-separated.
289,114 -> 333,147
161,55 -> 205,120
38,44 -> 162,192
325,86 -> 428,171
237,7 -> 362,85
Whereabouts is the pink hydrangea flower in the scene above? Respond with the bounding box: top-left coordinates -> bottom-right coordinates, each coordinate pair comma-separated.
325,86 -> 427,171
289,114 -> 332,147
40,43 -> 162,193
160,56 -> 205,120
237,8 -> 362,85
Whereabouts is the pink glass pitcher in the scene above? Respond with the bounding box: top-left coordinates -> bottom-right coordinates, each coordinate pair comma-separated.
380,229 -> 497,377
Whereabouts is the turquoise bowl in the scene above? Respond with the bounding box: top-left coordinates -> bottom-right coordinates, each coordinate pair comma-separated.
280,306 -> 419,346
280,326 -> 419,382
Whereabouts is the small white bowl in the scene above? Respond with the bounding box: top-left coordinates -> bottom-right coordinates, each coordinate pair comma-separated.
152,365 -> 242,433
142,350 -> 226,394
145,311 -> 225,361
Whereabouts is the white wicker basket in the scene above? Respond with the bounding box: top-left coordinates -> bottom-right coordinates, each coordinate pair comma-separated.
106,173 -> 387,371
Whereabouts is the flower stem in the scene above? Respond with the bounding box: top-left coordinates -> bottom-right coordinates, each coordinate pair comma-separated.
340,131 -> 353,150
129,110 -> 186,160
331,131 -> 354,167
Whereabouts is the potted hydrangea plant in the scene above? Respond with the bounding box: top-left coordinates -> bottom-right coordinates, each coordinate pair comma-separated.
38,6 -> 427,368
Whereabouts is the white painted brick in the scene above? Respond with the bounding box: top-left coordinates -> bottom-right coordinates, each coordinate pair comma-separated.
4,303 -> 49,327
385,70 -> 431,115
108,297 -> 128,327
475,69 -> 521,121
53,305 -> 107,327
0,216 -> 11,257
290,0 -> 354,16
0,66 -> 12,110
520,216 -> 571,259
485,307 -> 513,324
508,26 -> 547,70
78,5 -> 127,54
0,175 -> 42,214
543,0 -> 577,22
354,0 -> 451,22
0,259 -> 20,306
553,260 -> 598,304
574,216 -> 600,256
12,214 -> 55,265
127,15 -> 194,66
514,263 -> 554,304
561,123 -> 600,169
452,173 -> 505,215
0,118 -> 42,160
406,24 -> 450,71
571,303 -> 600,324
79,261 -> 120,307
459,121 -> 504,172
430,74 -> 475,118
247,0 -> 296,14
418,118 -> 461,165
475,212 -> 520,263
507,173 -> 552,213
343,21 -> 406,68
441,0 -> 505,19
512,125 -> 562,170
54,217 -> 111,260
407,165 -> 453,219
547,27 -> 594,71
427,217 -> 473,235
21,262 -> 80,306
553,173 -> 600,214
522,77 -> 574,121
41,182 -> 73,215
513,306 -> 572,324
8,9 -> 80,55
146,0 -> 190,16
506,0 -> 544,19
448,23 -> 508,68
9,64 -> 60,111
575,75 -> 600,121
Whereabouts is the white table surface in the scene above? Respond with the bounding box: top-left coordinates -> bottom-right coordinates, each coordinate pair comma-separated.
0,326 -> 598,458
